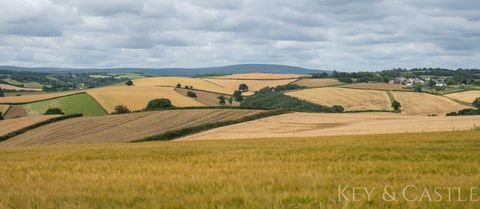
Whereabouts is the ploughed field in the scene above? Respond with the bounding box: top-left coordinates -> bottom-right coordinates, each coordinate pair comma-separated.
180,112 -> 480,141
0,115 -> 60,136
0,109 -> 265,146
0,131 -> 479,209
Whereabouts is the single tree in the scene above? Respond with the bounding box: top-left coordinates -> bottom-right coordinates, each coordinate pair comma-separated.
473,97 -> 480,109
0,87 -> 4,97
184,85 -> 189,89
217,95 -> 226,105
239,83 -> 249,92
112,105 -> 131,114
428,80 -> 437,87
186,91 -> 197,98
176,83 -> 182,88
227,97 -> 233,105
392,100 -> 402,111
44,108 -> 65,115
145,98 -> 173,110
233,90 -> 243,102
125,80 -> 134,86
189,85 -> 193,89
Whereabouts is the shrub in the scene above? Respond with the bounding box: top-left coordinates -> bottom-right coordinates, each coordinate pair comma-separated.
112,105 -> 131,114
145,98 -> 174,110
233,90 -> 243,102
239,83 -> 249,92
217,95 -> 226,105
473,97 -> 480,109
413,85 -> 422,92
186,91 -> 197,98
125,80 -> 134,86
446,108 -> 480,116
274,84 -> 305,92
176,83 -> 181,88
391,100 -> 401,111
44,108 -> 65,115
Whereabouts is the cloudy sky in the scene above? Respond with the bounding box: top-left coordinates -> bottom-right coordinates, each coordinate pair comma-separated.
0,0 -> 479,71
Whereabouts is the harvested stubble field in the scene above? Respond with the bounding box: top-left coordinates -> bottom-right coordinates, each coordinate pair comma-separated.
392,91 -> 469,115
0,83 -> 41,91
0,91 -> 81,104
286,87 -> 392,111
205,78 -> 297,96
445,90 -> 480,104
343,83 -> 407,91
0,131 -> 479,208
0,104 -> 8,114
215,72 -> 306,79
180,112 -> 480,140
292,78 -> 343,88
0,115 -> 59,136
174,88 -> 238,106
0,109 -> 265,146
133,77 -> 232,94
22,93 -> 106,116
87,86 -> 203,112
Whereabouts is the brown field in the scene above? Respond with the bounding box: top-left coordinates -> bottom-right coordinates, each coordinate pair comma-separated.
174,88 -> 239,106
205,78 -> 297,96
0,105 -> 8,114
87,86 -> 203,112
0,83 -> 42,91
392,91 -> 469,115
133,77 -> 232,94
292,78 -> 343,88
286,87 -> 392,111
3,106 -> 28,119
0,115 -> 59,136
215,73 -> 306,79
180,112 -> 480,141
445,90 -> 480,104
0,91 -> 81,104
343,83 -> 407,91
1,109 -> 265,146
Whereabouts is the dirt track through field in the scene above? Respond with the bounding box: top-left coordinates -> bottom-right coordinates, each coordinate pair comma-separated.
179,112 -> 480,141
1,109 -> 265,146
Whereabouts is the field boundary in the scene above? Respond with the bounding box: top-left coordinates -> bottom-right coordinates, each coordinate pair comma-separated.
0,114 -> 83,142
1,105 -> 11,116
84,92 -> 110,114
0,91 -> 85,105
133,109 -> 289,142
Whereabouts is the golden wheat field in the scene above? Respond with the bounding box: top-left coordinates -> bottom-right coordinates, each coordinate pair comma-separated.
391,91 -> 469,115
343,83 -> 407,91
445,90 -> 480,104
180,112 -> 480,140
174,88 -> 238,106
292,78 -> 343,88
205,78 -> 297,96
133,77 -> 232,94
0,83 -> 42,91
216,73 -> 306,79
0,91 -> 81,104
0,104 -> 9,114
0,131 -> 479,209
0,109 -> 265,146
87,86 -> 203,112
0,115 -> 59,136
286,87 -> 392,111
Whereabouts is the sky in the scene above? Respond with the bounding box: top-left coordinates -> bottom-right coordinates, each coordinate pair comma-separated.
0,0 -> 479,71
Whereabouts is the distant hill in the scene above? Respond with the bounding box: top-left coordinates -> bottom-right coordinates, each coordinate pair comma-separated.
0,64 -> 328,76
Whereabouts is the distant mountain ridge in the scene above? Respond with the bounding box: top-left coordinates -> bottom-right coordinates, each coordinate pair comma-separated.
0,64 -> 328,76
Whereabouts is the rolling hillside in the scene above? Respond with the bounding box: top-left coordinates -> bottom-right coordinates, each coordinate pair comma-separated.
292,78 -> 343,88
22,93 -> 106,116
286,87 -> 392,111
391,91 -> 469,115
445,90 -> 480,104
0,83 -> 42,91
0,115 -> 60,137
133,77 -> 232,94
0,91 -> 81,104
0,109 -> 266,146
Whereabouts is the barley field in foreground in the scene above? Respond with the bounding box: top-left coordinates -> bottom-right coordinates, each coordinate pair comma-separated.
0,131 -> 479,209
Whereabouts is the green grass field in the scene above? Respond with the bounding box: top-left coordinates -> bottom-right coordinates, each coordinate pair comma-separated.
22,93 -> 107,116
0,131 -> 479,209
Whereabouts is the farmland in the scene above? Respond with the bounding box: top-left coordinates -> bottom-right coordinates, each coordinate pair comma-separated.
286,87 -> 392,111
87,86 -> 203,112
205,78 -> 297,95
342,83 -> 407,91
215,72 -> 306,79
0,131 -> 479,208
1,109 -> 265,146
391,91 -> 469,115
0,91 -> 81,104
0,115 -> 59,136
0,83 -> 42,91
292,78 -> 343,88
133,77 -> 232,94
22,93 -> 106,116
180,112 -> 480,140
0,104 -> 8,114
445,90 -> 480,104
174,88 -> 238,106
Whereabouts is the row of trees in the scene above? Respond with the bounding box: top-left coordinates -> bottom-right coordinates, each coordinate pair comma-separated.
447,97 -> 480,116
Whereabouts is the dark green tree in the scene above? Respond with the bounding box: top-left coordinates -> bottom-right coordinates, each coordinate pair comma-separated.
176,83 -> 182,88
233,90 -> 243,102
44,108 -> 65,115
413,85 -> 423,92
392,100 -> 402,111
186,91 -> 197,98
473,97 -> 480,109
125,80 -> 134,86
112,105 -> 131,114
145,98 -> 173,110
217,95 -> 226,105
0,87 -> 4,97
239,83 -> 249,92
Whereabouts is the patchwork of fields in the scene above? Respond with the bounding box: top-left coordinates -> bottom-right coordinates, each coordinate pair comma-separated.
0,131 -> 479,208
23,93 -> 106,116
0,109 -> 265,146
0,83 -> 41,91
445,90 -> 480,104
0,115 -> 59,136
0,91 -> 81,104
205,78 -> 297,96
286,87 -> 393,111
391,91 -> 469,115
291,78 -> 343,88
214,72 -> 305,79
